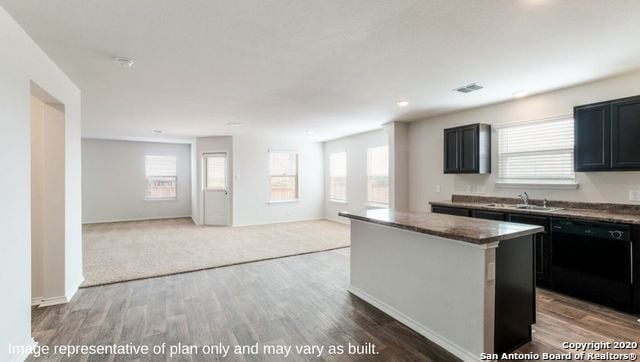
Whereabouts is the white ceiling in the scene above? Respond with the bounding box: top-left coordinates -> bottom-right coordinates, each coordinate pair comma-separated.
3,0 -> 640,142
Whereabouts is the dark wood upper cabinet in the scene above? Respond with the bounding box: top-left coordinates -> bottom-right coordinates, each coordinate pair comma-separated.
443,128 -> 460,173
611,97 -> 640,169
443,123 -> 491,174
574,102 -> 611,171
575,95 -> 640,171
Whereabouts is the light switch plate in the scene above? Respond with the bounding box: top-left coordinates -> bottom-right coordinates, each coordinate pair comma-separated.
436,185 -> 441,193
629,190 -> 640,202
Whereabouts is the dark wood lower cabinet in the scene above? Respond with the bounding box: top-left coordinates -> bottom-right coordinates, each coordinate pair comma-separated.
472,209 -> 506,221
432,204 -> 640,314
508,214 -> 551,286
494,235 -> 535,354
430,205 -> 470,217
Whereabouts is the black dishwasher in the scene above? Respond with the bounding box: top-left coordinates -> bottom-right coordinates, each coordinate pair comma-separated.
551,219 -> 633,310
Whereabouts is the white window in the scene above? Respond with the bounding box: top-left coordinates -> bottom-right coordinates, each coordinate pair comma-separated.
145,155 -> 177,199
205,153 -> 227,191
367,146 -> 389,205
329,152 -> 347,201
498,117 -> 575,184
269,151 -> 298,202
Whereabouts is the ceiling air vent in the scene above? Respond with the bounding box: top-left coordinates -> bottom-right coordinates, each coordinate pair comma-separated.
454,83 -> 484,94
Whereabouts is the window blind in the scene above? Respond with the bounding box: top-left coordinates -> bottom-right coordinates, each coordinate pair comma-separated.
145,155 -> 177,199
366,146 -> 389,204
269,151 -> 298,201
498,118 -> 575,182
145,155 -> 177,176
206,154 -> 227,190
269,152 -> 298,176
329,152 -> 347,201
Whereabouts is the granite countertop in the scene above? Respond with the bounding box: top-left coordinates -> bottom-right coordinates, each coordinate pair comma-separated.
338,209 -> 543,245
430,198 -> 640,225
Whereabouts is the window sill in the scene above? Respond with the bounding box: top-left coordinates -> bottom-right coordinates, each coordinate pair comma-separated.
328,199 -> 348,204
268,199 -> 299,204
366,202 -> 389,209
496,181 -> 579,190
145,198 -> 179,202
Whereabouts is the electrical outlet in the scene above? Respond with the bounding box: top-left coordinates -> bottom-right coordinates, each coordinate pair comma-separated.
436,185 -> 441,193
466,185 -> 472,193
630,190 -> 640,202
476,185 -> 486,194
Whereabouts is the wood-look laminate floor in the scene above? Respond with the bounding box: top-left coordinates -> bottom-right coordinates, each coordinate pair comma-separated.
30,248 -> 639,361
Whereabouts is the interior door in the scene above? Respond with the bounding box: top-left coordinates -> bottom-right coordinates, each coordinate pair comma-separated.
203,153 -> 229,226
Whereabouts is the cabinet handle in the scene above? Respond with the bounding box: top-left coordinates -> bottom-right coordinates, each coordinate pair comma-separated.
631,243 -> 634,285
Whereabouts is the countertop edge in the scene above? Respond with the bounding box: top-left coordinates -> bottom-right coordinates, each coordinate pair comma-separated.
339,211 -> 544,245
429,201 -> 640,225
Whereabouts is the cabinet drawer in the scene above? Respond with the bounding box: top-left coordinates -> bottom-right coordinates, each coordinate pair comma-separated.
472,209 -> 505,221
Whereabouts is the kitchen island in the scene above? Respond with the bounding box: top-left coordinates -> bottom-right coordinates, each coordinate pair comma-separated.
339,209 -> 543,361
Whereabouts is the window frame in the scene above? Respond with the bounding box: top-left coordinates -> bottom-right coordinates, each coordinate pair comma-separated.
328,151 -> 347,203
145,155 -> 178,201
268,150 -> 299,203
496,115 -> 578,189
366,145 -> 389,206
204,152 -> 228,192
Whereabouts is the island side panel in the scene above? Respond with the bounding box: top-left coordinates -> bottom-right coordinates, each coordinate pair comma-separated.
349,220 -> 496,360
494,235 -> 535,354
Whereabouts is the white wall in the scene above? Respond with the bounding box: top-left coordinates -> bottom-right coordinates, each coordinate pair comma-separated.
0,5 -> 82,361
324,130 -> 388,222
409,71 -> 640,212
82,139 -> 192,223
30,96 -> 66,305
193,136 -> 233,225
383,122 -> 409,211
233,135 -> 324,226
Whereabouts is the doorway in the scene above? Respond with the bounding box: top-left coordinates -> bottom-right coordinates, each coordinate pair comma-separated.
30,84 -> 66,307
203,153 -> 229,226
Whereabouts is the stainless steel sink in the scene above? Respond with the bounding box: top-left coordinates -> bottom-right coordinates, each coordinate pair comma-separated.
485,203 -> 561,212
513,205 -> 560,212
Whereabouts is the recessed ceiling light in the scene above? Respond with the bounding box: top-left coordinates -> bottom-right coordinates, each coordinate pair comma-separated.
513,91 -> 528,98
152,130 -> 164,134
115,57 -> 135,68
396,100 -> 409,107
227,122 -> 245,127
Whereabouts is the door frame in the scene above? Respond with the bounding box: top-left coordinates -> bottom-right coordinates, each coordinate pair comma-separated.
202,151 -> 231,226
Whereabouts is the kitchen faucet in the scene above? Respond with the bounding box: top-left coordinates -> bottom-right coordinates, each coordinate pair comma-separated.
518,192 -> 530,205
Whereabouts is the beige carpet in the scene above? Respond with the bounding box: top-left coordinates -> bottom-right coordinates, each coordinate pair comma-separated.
82,218 -> 350,287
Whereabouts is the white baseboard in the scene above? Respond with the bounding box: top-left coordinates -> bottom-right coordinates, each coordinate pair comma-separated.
31,297 -> 42,306
9,337 -> 37,362
82,215 -> 192,224
38,295 -> 69,307
325,216 -> 350,225
348,286 -> 480,362
66,275 -> 84,303
232,217 -> 323,227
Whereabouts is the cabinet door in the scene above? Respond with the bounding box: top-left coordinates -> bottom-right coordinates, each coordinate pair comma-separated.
472,209 -> 505,221
509,214 -> 550,283
459,125 -> 479,172
611,96 -> 640,169
574,103 -> 611,171
443,128 -> 460,173
431,206 -> 469,217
